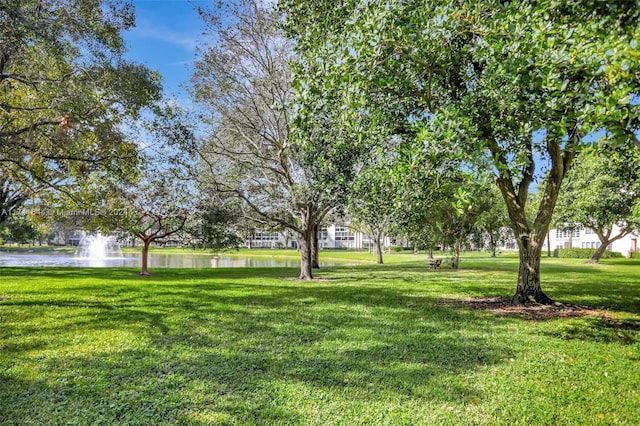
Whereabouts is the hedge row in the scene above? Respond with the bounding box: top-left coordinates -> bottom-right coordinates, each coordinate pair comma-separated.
553,248 -> 623,259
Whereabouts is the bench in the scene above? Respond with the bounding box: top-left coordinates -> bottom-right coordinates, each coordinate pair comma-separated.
429,258 -> 442,270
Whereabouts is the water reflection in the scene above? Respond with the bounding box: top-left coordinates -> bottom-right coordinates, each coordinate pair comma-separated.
0,252 -> 315,268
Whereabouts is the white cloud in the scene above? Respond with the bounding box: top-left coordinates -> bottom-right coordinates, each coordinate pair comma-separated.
131,17 -> 199,52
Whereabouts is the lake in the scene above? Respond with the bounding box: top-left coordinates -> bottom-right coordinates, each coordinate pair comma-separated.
0,251 -> 310,268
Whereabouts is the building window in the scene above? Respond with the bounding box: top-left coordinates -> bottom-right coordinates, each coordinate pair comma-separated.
319,226 -> 328,241
334,226 -> 355,241
556,228 -> 580,238
582,242 -> 600,248
584,228 -> 594,235
253,231 -> 279,241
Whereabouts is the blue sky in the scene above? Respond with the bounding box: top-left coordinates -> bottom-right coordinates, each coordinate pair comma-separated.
123,0 -> 208,103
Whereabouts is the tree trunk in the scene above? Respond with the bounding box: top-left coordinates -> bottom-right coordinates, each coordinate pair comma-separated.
452,238 -> 461,269
588,229 -> 626,264
311,223 -> 320,269
546,229 -> 552,257
375,232 -> 384,264
489,234 -> 497,258
588,243 -> 609,264
492,134 -> 575,304
427,248 -> 433,259
298,231 -> 313,280
140,238 -> 152,276
512,236 -> 553,304
296,204 -> 315,280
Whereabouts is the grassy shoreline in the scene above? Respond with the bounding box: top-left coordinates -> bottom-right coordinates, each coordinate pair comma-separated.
1,244 -> 520,264
1,257 -> 638,424
0,245 -> 76,253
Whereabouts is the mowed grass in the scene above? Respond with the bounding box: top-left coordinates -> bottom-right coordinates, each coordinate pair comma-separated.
0,255 -> 638,425
124,247 -> 432,264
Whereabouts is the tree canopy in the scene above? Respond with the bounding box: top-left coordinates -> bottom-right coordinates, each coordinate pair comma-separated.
281,0 -> 640,303
555,140 -> 640,263
188,0 -> 374,279
0,0 -> 162,221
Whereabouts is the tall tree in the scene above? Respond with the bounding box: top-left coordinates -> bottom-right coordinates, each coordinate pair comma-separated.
555,140 -> 640,263
347,162 -> 396,264
0,0 -> 162,222
189,0 -> 349,279
281,0 -> 640,303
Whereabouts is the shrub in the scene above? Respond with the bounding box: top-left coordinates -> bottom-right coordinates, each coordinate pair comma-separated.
392,245 -> 404,252
554,248 -> 623,259
630,252 -> 640,259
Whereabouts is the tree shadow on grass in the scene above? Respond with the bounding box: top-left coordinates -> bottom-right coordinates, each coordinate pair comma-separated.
0,279 -> 513,424
0,266 -> 301,280
3,262 -> 638,423
4,261 -> 638,314
542,279 -> 640,314
2,332 -> 506,425
543,316 -> 640,345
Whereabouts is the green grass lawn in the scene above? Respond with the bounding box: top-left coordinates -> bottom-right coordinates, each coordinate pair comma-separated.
1,255 -> 638,425
125,246 -> 436,264
0,245 -> 76,253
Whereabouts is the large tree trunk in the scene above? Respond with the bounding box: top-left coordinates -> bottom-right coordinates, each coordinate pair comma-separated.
512,236 -> 552,304
297,205 -> 315,280
489,131 -> 575,305
311,223 -> 320,269
298,231 -> 313,280
140,238 -> 152,276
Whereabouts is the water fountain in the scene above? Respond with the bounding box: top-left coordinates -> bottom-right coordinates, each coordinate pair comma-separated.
1,232 -> 313,267
75,233 -> 124,260
0,233 -> 131,267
